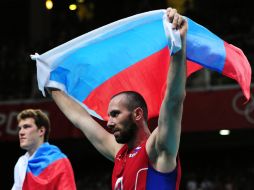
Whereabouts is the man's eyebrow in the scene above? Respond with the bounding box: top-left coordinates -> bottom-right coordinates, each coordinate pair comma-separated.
109,110 -> 120,115
17,124 -> 32,128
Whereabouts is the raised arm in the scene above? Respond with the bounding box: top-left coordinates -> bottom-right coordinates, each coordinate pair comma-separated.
146,8 -> 187,172
50,89 -> 122,161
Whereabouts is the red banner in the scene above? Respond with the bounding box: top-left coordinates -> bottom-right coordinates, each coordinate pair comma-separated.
182,86 -> 254,132
0,86 -> 253,141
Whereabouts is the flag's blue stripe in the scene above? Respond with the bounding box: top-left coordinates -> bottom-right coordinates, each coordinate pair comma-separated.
186,18 -> 226,73
49,16 -> 226,103
27,143 -> 66,176
50,18 -> 168,102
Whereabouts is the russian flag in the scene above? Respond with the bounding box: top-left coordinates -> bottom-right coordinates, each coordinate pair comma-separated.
31,10 -> 251,120
22,143 -> 76,190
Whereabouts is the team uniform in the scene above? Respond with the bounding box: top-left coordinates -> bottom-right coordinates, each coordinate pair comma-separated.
112,141 -> 181,190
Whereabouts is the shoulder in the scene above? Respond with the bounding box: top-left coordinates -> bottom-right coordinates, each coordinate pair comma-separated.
115,144 -> 128,159
15,152 -> 29,165
34,143 -> 67,161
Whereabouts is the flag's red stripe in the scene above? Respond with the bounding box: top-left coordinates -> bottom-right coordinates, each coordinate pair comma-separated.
83,47 -> 203,120
222,42 -> 251,100
23,158 -> 76,190
186,60 -> 203,77
83,47 -> 170,120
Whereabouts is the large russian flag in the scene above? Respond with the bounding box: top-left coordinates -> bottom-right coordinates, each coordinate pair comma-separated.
31,10 -> 251,120
22,143 -> 76,190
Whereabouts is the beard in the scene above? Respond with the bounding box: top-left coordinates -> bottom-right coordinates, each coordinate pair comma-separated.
114,115 -> 137,144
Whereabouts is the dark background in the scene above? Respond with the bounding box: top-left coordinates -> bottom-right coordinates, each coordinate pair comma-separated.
0,0 -> 254,189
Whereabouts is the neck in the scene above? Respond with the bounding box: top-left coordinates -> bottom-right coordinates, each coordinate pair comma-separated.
127,122 -> 150,150
28,140 -> 44,156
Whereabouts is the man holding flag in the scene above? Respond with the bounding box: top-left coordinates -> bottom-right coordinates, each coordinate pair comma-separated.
12,109 -> 76,190
48,7 -> 186,189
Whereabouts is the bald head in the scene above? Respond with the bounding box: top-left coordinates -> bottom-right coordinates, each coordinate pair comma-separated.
111,91 -> 148,121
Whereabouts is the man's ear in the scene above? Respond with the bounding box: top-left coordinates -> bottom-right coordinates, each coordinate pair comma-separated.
133,107 -> 143,121
39,126 -> 46,137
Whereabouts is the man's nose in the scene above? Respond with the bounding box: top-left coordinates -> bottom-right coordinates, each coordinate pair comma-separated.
107,118 -> 115,129
19,127 -> 24,135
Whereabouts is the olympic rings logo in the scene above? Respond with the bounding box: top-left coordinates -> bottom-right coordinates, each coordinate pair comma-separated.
232,91 -> 254,124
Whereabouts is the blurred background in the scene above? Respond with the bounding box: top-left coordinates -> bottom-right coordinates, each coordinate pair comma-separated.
0,0 -> 254,189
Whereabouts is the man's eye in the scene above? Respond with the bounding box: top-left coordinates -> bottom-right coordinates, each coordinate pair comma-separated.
23,124 -> 32,128
111,111 -> 120,117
